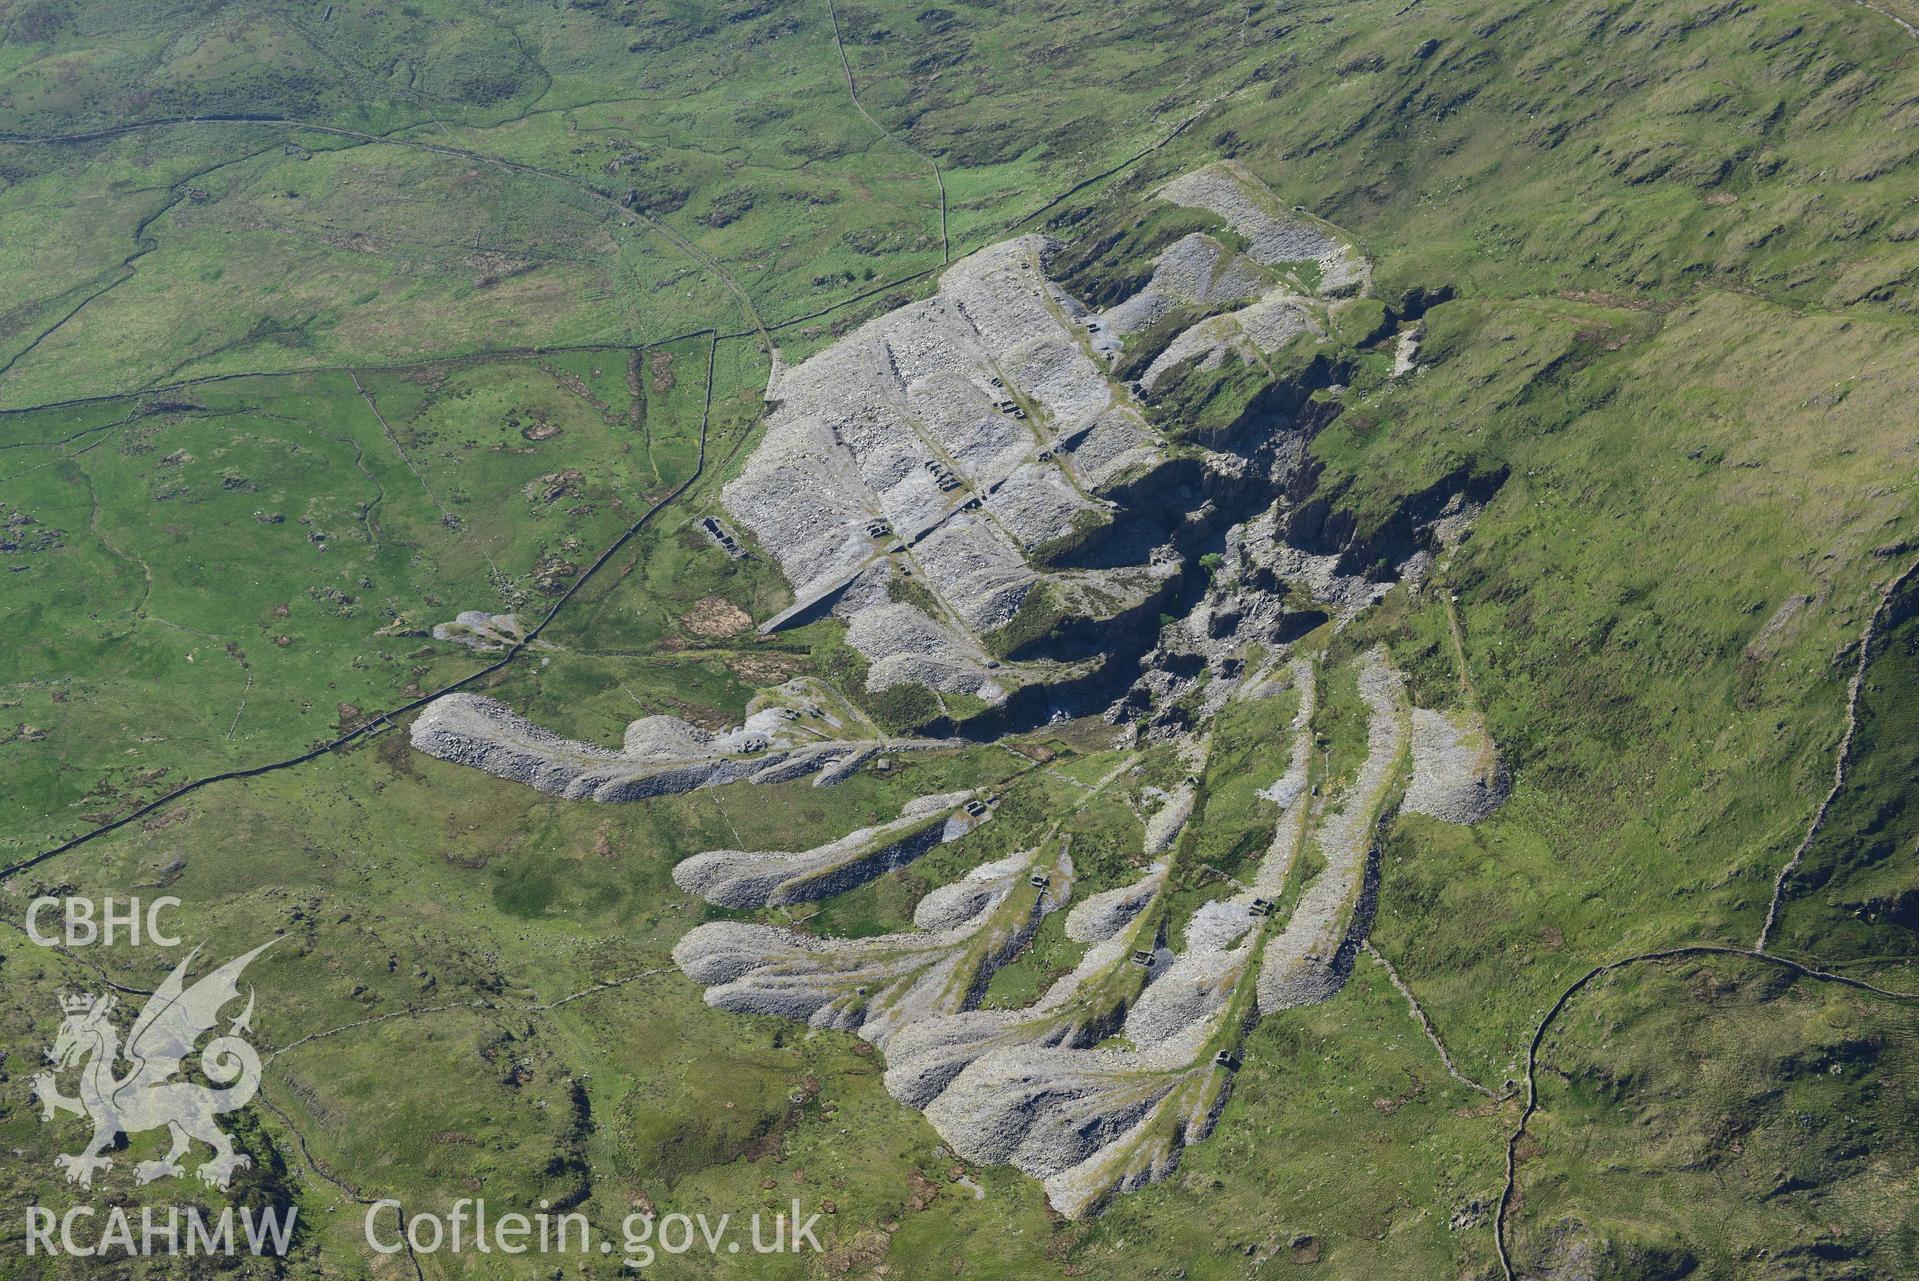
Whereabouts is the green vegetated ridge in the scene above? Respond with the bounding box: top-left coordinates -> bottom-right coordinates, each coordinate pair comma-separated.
2,0 -> 1919,1278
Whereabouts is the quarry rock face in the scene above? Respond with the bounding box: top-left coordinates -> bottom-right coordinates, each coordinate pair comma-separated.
719,160 -> 1386,722
430,610 -> 527,650
415,164 -> 1510,1219
724,233 -> 1168,701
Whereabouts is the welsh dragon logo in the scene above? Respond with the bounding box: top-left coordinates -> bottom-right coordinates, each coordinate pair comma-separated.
31,940 -> 275,1190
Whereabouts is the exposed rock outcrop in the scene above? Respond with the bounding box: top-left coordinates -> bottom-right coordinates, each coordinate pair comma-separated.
431,611 -> 527,650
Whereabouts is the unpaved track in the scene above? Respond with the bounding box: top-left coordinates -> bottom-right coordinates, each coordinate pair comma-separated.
1010,107 -> 1208,231
351,370 -> 505,583
1441,583 -> 1476,704
0,143 -> 279,384
1493,556 -> 1919,1277
0,922 -> 433,1275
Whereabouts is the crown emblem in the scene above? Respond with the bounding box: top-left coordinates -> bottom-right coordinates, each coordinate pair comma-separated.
59,992 -> 97,1015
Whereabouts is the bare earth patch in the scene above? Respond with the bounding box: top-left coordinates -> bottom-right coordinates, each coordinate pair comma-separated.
729,652 -> 806,685
682,595 -> 753,638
